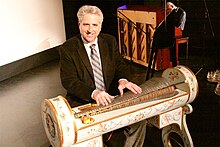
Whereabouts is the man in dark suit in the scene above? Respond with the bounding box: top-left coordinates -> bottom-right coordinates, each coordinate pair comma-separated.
59,5 -> 146,147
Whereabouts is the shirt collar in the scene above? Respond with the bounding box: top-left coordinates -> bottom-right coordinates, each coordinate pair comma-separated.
81,36 -> 98,46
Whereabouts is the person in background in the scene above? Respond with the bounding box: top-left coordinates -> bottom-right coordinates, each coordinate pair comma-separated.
166,1 -> 186,31
146,0 -> 186,79
166,0 -> 186,66
59,5 -> 146,147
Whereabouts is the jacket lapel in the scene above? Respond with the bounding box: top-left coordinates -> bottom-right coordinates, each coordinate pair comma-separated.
76,38 -> 94,78
98,36 -> 109,83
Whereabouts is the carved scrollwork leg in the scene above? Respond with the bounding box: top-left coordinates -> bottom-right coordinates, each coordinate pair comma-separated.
162,104 -> 194,147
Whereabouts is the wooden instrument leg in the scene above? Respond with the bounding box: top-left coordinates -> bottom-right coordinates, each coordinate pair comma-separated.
161,104 -> 194,147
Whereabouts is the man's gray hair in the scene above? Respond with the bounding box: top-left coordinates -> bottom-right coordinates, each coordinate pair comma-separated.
77,5 -> 103,24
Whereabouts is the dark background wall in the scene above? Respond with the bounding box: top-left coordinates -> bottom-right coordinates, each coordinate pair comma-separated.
62,0 -> 219,61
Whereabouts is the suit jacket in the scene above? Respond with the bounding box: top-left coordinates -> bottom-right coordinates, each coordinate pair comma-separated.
59,33 -> 129,106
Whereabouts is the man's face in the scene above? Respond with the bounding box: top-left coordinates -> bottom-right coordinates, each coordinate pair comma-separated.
78,14 -> 102,43
166,3 -> 175,13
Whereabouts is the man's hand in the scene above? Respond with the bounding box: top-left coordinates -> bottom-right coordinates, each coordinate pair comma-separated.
118,79 -> 142,95
92,90 -> 115,106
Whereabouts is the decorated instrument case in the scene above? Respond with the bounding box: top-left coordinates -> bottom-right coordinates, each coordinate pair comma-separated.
41,65 -> 198,147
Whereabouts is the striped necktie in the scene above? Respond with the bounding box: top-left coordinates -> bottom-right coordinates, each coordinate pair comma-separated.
90,44 -> 105,91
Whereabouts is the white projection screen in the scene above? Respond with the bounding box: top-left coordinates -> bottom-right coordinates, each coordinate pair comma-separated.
0,0 -> 66,66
